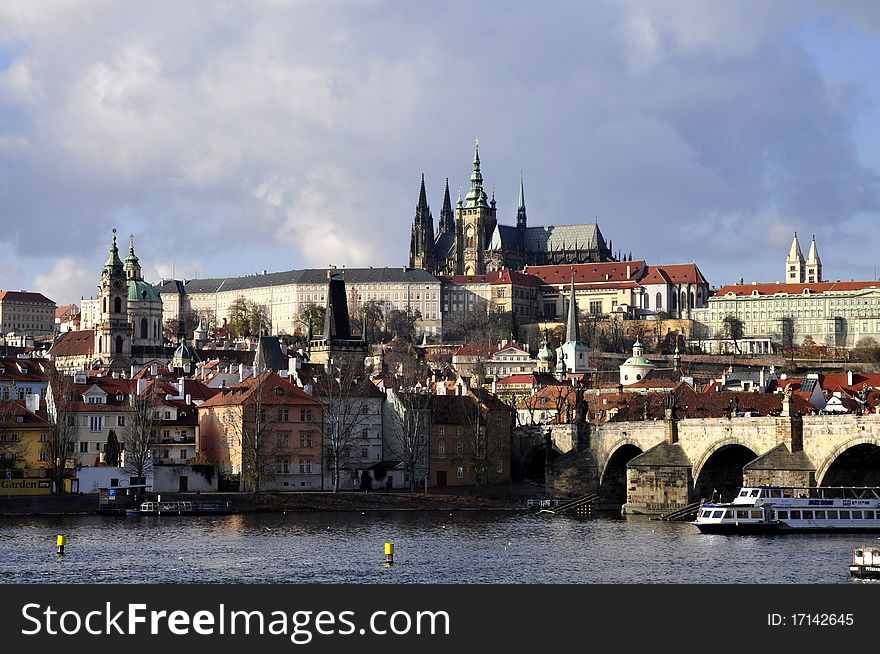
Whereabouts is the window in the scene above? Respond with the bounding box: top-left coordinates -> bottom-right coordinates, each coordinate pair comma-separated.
300,409 -> 313,422
300,433 -> 313,448
852,511 -> 863,520
278,409 -> 290,422
814,511 -> 826,519
456,467 -> 464,479
438,440 -> 446,455
777,511 -> 788,520
277,435 -> 290,449
180,449 -> 188,460
456,440 -> 463,455
39,451 -> 47,461
278,458 -> 290,474
299,459 -> 312,474
118,416 -> 126,427
802,510 -> 813,520
839,511 -> 850,520
866,511 -> 875,520
790,511 -> 801,520
827,510 -> 838,519
360,447 -> 368,459
39,433 -> 47,442
496,460 -> 503,474
89,416 -> 103,432
80,442 -> 88,453
164,411 -> 171,420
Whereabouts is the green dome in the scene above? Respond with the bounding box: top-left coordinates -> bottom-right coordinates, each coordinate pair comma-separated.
128,279 -> 161,303
622,356 -> 654,368
537,342 -> 555,362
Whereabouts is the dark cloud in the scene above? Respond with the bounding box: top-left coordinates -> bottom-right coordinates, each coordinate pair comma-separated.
0,0 -> 877,303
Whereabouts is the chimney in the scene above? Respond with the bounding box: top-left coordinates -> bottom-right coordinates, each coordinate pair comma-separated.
136,378 -> 147,395
760,368 -> 765,389
491,378 -> 497,394
150,363 -> 158,376
239,364 -> 245,382
178,378 -> 185,398
130,364 -> 137,378
185,393 -> 192,405
847,370 -> 853,386
626,265 -> 631,278
26,393 -> 39,414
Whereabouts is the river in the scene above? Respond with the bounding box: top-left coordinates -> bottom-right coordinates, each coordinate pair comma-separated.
0,511 -> 868,584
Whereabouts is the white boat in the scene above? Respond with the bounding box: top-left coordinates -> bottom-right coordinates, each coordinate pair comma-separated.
850,546 -> 880,579
692,485 -> 880,534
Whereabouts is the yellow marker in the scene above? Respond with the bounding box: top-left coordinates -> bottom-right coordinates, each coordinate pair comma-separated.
384,541 -> 394,566
56,534 -> 67,555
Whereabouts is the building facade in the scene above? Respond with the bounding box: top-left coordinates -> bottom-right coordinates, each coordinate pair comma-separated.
157,267 -> 442,341
0,290 -> 56,336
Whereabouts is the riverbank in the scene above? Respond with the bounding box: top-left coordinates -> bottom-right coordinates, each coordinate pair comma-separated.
0,487 -> 536,516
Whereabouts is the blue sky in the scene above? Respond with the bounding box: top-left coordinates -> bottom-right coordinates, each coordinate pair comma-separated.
1,1 -> 879,305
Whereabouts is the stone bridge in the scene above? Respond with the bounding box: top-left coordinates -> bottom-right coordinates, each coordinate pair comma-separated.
545,413 -> 880,515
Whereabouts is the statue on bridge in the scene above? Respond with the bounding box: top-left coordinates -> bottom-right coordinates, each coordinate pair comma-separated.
663,391 -> 677,421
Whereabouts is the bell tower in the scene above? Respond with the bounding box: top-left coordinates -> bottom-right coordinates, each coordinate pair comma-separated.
455,139 -> 496,275
94,229 -> 132,369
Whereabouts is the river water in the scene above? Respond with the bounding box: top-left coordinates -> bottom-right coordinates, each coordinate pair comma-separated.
0,511 -> 869,584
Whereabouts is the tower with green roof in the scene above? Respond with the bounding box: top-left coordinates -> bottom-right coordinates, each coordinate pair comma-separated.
95,229 -> 132,369
454,139 -> 497,275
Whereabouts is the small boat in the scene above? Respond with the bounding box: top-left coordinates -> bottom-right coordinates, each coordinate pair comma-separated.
850,546 -> 880,579
136,500 -> 234,516
693,485 -> 880,534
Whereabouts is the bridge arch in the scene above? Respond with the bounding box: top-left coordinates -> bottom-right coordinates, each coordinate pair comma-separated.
598,439 -> 643,506
692,438 -> 759,502
816,436 -> 880,487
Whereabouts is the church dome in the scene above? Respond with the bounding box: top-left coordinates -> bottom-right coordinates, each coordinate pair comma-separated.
537,340 -> 555,363
172,342 -> 198,364
128,279 -> 161,303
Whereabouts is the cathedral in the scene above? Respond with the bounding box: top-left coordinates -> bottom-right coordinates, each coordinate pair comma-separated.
409,141 -> 617,276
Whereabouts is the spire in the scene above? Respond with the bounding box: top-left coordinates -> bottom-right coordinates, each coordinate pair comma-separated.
103,229 -> 124,276
439,177 -> 454,234
124,233 -> 141,280
807,235 -> 821,265
788,232 -> 804,261
517,174 -> 527,230
456,188 -> 463,209
565,271 -> 580,344
417,173 -> 429,211
463,139 -> 489,209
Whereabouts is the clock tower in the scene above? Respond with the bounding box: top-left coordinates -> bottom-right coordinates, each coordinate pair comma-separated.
94,229 -> 132,368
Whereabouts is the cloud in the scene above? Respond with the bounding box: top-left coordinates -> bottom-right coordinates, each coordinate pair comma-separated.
31,257 -> 94,305
0,0 -> 877,301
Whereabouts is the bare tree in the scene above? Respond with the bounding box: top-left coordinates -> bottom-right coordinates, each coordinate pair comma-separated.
221,375 -> 278,493
311,364 -> 381,492
44,367 -> 79,495
722,315 -> 744,354
121,383 -> 159,492
452,390 -> 508,495
385,387 -> 433,492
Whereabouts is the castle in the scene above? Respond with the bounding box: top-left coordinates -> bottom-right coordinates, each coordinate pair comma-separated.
409,141 -> 618,276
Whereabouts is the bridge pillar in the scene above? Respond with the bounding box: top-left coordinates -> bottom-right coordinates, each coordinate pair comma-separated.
622,441 -> 693,516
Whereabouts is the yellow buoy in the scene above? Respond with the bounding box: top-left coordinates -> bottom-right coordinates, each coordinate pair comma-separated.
384,541 -> 394,566
56,534 -> 67,555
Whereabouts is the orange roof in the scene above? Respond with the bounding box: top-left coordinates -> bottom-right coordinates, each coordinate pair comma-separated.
527,261 -> 645,286
715,281 -> 880,297
199,371 -> 321,408
641,263 -> 707,285
47,330 -> 93,357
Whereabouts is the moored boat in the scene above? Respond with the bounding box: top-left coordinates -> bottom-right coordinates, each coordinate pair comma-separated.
850,546 -> 880,579
692,485 -> 880,534
135,500 -> 234,516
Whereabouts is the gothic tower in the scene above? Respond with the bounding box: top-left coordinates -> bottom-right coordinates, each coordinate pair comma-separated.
516,174 -> 527,231
454,139 -> 497,275
409,174 -> 436,272
786,233 -> 805,284
805,235 -> 822,283
438,178 -> 454,236
94,229 -> 132,369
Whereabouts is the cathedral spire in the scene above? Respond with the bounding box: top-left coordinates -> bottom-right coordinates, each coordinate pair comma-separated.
516,174 -> 527,230
417,173 -> 429,211
786,232 -> 805,283
408,174 -> 435,270
438,177 -> 454,235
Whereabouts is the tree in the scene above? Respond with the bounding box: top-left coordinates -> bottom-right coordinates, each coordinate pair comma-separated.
44,367 -> 79,495
299,302 -> 325,337
122,383 -> 159,494
852,337 -> 880,365
385,387 -> 433,491
349,298 -> 386,343
722,315 -> 744,354
311,364 -> 382,492
386,307 -> 422,343
228,296 -> 270,337
452,390 -> 508,495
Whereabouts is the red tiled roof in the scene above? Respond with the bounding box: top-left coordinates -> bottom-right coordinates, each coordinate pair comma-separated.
199,371 -> 321,408
714,281 -> 880,297
527,261 -> 645,286
817,373 -> 880,392
0,357 -> 49,381
55,304 -> 78,319
0,290 -> 54,304
0,399 -> 51,427
47,330 -> 93,357
641,263 -> 707,285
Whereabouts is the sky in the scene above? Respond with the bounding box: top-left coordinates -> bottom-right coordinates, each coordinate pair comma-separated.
2,0 -> 880,306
